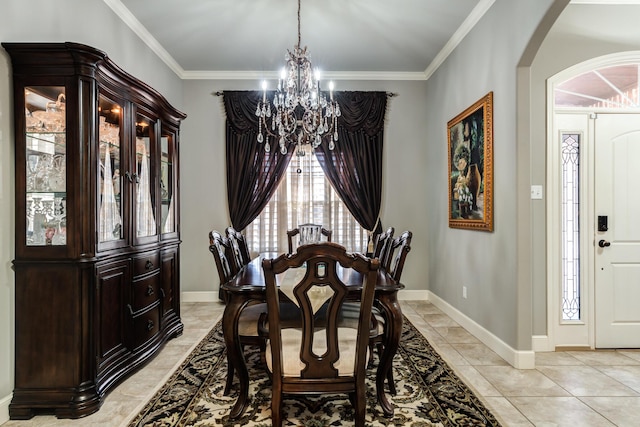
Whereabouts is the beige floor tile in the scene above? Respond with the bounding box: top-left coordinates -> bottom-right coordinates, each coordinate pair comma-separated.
579,396 -> 640,426
427,342 -> 470,366
508,396 -> 615,426
475,366 -> 571,397
537,365 -> 639,396
434,325 -> 481,344
535,351 -> 586,366
453,365 -> 502,397
595,365 -> 640,394
482,396 -> 533,426
568,350 -> 640,366
453,343 -> 510,366
422,312 -> 460,327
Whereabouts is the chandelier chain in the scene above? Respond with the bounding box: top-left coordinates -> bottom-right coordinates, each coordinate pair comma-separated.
297,0 -> 301,49
255,0 -> 341,154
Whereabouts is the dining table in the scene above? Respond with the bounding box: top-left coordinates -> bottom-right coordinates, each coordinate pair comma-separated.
221,252 -> 404,419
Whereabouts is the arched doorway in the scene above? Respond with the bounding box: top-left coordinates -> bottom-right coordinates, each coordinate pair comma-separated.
547,53 -> 640,349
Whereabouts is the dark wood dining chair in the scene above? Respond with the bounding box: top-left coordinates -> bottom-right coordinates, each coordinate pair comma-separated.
208,230 -> 235,301
383,230 -> 413,281
261,242 -> 379,427
373,226 -> 394,261
225,226 -> 251,270
370,230 -> 412,395
209,230 -> 268,394
286,223 -> 332,254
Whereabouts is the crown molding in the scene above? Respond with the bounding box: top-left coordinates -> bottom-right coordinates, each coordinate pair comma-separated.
181,70 -> 428,81
571,0 -> 640,3
424,0 -> 495,80
103,0 -> 185,77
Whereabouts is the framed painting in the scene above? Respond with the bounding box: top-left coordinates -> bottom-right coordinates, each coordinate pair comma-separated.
448,92 -> 493,231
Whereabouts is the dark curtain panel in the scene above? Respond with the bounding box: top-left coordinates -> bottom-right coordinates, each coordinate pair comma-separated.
223,91 -> 293,231
315,91 -> 387,237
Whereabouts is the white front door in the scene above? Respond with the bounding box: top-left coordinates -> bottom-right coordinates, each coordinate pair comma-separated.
595,113 -> 640,348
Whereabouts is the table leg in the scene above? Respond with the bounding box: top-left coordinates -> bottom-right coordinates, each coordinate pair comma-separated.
375,292 -> 402,418
222,294 -> 251,419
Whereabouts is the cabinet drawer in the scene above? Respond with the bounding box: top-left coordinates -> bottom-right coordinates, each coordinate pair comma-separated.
133,251 -> 160,277
132,273 -> 160,312
133,305 -> 160,349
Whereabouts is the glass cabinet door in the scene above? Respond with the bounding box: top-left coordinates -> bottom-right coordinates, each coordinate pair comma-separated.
98,95 -> 124,243
135,115 -> 157,239
160,128 -> 176,235
25,86 -> 67,246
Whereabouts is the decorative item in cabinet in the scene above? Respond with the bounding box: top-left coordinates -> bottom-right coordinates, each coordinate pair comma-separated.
98,96 -> 124,243
25,86 -> 67,246
135,115 -> 157,239
161,129 -> 176,234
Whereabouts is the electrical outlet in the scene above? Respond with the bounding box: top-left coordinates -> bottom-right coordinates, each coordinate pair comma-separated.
462,286 -> 467,299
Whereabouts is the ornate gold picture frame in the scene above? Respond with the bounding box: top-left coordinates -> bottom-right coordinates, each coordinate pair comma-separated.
447,92 -> 493,231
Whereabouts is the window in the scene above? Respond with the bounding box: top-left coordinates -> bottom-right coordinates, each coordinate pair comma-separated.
561,133 -> 581,321
246,145 -> 369,254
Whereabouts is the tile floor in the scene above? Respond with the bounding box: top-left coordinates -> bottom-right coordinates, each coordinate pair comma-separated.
3,300 -> 640,426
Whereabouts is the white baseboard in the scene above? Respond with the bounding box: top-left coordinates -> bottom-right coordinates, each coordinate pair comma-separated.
0,392 -> 11,424
532,335 -> 551,352
181,289 -> 431,303
181,291 -> 219,302
397,289 -> 429,301
427,291 -> 535,369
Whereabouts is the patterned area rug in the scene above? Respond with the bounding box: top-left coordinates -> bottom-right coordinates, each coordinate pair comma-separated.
128,317 -> 501,426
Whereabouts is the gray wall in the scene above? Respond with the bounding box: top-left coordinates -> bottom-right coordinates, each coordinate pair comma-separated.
424,0 -> 556,349
180,79 -> 430,298
0,0 -> 183,414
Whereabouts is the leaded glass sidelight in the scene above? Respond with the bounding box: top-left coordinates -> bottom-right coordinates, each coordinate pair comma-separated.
561,133 -> 581,320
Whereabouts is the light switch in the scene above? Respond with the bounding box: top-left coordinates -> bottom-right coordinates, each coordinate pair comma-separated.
531,185 -> 543,200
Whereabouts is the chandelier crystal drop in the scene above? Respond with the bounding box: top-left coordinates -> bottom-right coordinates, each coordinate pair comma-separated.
255,0 -> 341,155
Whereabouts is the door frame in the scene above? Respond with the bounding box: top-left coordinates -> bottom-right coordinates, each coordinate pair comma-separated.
546,51 -> 640,350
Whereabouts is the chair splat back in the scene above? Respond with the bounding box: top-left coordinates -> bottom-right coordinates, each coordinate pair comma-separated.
261,242 -> 379,427
373,226 -> 394,260
208,230 -> 235,282
286,223 -> 332,254
225,226 -> 251,270
384,230 -> 412,281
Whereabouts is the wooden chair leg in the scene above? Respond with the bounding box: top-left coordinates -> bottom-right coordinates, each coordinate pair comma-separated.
387,366 -> 396,395
354,388 -> 366,427
271,389 -> 283,427
224,354 -> 234,395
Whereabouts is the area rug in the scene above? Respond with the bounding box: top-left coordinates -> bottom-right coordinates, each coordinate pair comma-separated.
128,316 -> 502,426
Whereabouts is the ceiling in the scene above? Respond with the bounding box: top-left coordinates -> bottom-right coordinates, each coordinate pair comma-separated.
109,0 -> 491,80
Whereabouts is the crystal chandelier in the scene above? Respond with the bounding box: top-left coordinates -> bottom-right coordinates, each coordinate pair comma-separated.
255,0 -> 341,154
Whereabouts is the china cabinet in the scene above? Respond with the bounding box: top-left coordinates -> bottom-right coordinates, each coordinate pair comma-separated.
3,42 -> 186,419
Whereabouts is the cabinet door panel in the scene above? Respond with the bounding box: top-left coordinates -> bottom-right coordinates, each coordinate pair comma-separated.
160,127 -> 178,238
96,260 -> 130,366
134,114 -> 158,244
161,247 -> 179,317
98,94 -> 126,248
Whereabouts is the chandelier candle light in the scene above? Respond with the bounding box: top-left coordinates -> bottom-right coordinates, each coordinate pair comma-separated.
256,0 -> 341,155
